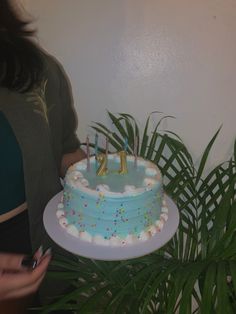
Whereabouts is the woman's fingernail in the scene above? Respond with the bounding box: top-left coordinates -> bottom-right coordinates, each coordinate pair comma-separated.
21,257 -> 38,269
44,248 -> 52,256
37,246 -> 43,258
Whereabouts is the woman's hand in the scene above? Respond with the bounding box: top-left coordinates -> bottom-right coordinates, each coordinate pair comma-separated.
60,148 -> 87,177
0,248 -> 51,300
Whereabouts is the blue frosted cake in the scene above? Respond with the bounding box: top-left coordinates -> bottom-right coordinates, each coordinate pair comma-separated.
56,154 -> 168,246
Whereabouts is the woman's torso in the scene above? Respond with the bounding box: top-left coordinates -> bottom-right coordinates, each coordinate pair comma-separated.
0,111 -> 27,223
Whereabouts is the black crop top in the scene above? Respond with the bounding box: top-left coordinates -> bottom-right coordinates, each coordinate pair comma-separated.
0,112 -> 26,215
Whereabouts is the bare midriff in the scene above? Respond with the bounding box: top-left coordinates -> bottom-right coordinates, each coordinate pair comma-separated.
0,202 -> 27,223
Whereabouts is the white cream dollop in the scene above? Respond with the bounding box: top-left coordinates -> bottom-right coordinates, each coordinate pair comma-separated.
155,219 -> 164,231
160,213 -> 168,222
145,167 -> 158,176
143,178 -> 156,187
59,217 -> 68,228
67,225 -> 79,237
139,231 -> 150,241
96,184 -> 110,192
93,235 -> 110,246
162,206 -> 168,213
80,231 -> 92,243
124,185 -> 136,192
56,209 -> 64,218
75,162 -> 87,171
73,171 -> 83,180
57,202 -> 64,209
148,225 -> 157,236
80,178 -> 89,187
125,234 -> 137,244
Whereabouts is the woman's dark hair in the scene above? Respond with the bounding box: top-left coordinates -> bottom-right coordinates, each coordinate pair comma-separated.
0,0 -> 44,92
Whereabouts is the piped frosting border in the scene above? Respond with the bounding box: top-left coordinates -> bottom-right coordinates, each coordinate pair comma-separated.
56,198 -> 168,246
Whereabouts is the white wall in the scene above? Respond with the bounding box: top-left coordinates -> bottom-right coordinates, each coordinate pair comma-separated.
25,0 -> 236,168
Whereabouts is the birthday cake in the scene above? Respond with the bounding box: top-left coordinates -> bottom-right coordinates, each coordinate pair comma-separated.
56,153 -> 168,246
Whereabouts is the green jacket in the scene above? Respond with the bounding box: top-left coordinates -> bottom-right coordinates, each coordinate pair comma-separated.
0,53 -> 80,251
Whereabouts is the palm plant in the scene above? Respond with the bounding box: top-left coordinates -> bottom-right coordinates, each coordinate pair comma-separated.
42,111 -> 236,314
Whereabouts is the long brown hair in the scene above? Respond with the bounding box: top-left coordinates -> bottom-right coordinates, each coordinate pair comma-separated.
0,0 -> 44,92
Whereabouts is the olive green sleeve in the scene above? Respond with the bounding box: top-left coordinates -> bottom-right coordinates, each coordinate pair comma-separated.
58,65 -> 81,154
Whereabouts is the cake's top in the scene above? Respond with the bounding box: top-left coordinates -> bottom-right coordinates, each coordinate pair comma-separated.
65,154 -> 162,198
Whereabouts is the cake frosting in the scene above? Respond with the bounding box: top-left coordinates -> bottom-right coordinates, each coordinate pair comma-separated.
57,154 -> 168,246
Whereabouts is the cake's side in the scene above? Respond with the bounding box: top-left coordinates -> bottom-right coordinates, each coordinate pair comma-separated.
57,154 -> 168,246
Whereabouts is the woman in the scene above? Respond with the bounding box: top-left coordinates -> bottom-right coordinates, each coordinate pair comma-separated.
0,0 -> 86,310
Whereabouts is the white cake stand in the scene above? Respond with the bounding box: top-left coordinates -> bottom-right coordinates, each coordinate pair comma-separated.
43,192 -> 179,261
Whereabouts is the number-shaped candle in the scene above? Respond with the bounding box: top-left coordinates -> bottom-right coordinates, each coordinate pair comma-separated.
96,153 -> 108,176
96,151 -> 128,176
118,151 -> 128,174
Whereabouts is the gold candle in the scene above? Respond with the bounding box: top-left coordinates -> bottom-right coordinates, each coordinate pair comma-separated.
118,150 -> 128,174
96,153 -> 108,176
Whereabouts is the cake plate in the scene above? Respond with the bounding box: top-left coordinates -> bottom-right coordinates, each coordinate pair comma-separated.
43,191 -> 179,261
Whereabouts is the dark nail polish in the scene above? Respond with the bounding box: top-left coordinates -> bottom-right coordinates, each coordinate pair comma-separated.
21,257 -> 38,269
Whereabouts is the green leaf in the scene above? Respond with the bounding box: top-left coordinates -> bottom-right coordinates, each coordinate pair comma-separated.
195,126 -> 222,185
216,261 -> 232,314
107,111 -> 128,139
139,262 -> 180,313
200,263 -> 216,313
40,283 -> 98,313
229,261 -> 236,295
179,262 -> 206,314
